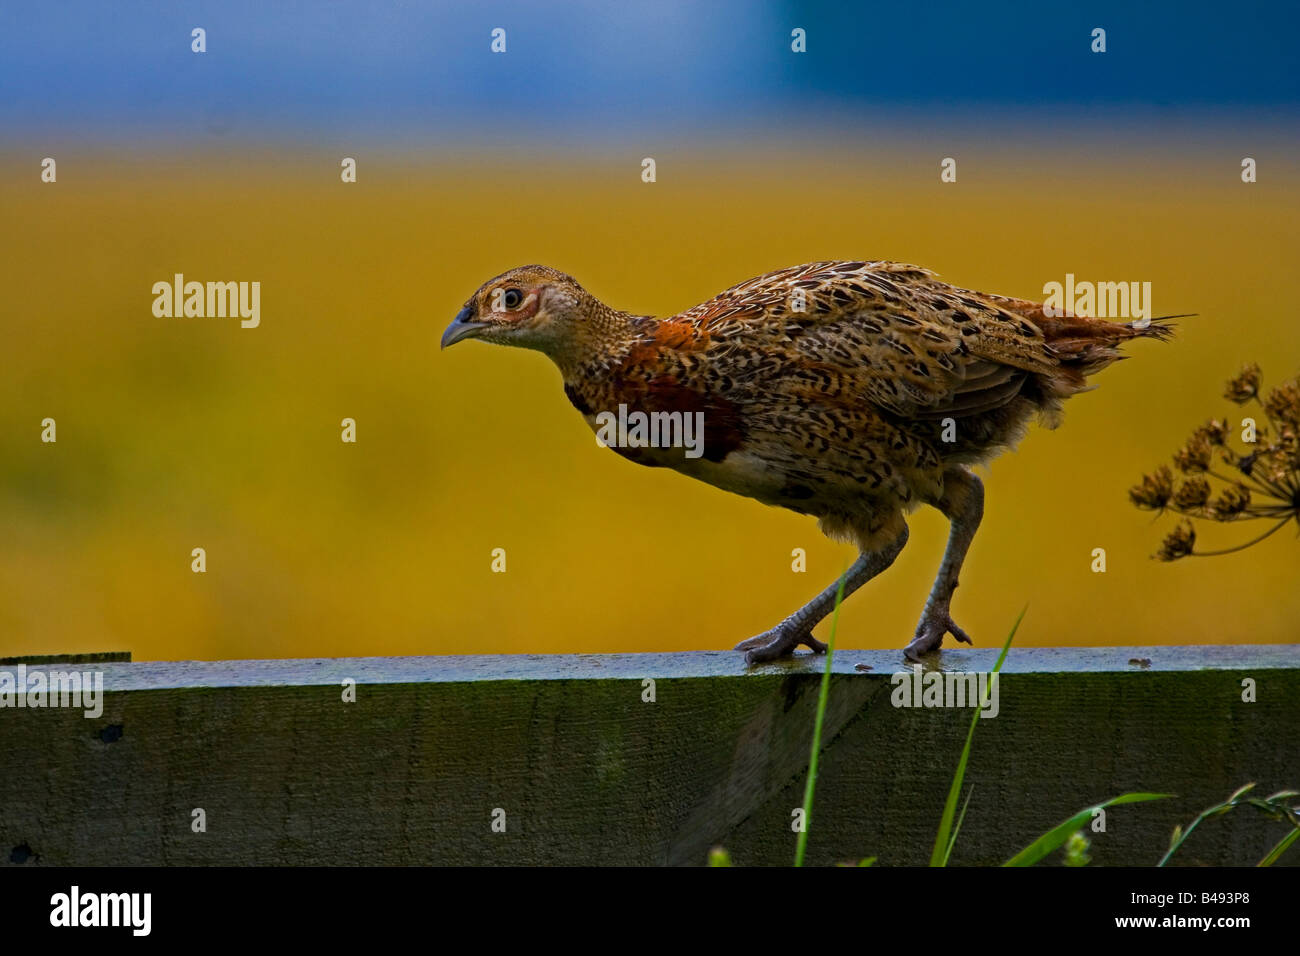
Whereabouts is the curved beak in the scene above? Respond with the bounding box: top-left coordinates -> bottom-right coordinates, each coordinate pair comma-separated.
441,305 -> 490,350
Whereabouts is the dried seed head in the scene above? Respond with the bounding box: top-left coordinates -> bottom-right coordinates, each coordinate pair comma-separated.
1224,363 -> 1262,404
1129,466 -> 1175,510
1156,520 -> 1196,561
1254,447 -> 1292,488
1138,365 -> 1298,560
1195,419 -> 1230,447
1263,380 -> 1300,429
1172,475 -> 1211,510
1209,484 -> 1251,519
1173,434 -> 1212,474
1277,426 -> 1300,469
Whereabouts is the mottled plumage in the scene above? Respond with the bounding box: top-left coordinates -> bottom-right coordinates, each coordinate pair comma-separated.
443,261 -> 1171,661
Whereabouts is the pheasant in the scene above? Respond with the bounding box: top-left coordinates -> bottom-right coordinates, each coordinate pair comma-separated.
442,262 -> 1171,662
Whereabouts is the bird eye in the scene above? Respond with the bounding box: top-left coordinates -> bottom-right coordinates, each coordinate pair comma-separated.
502,288 -> 523,309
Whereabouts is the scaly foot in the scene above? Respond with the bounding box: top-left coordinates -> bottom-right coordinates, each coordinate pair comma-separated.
735,627 -> 827,664
904,606 -> 972,661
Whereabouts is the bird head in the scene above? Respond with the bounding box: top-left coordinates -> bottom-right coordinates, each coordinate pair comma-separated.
441,265 -> 590,357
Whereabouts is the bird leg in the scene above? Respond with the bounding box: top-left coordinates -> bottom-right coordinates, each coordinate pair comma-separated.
736,525 -> 910,664
906,469 -> 984,661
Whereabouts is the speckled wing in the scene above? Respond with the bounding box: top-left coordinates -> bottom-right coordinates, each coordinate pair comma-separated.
674,260 -> 1060,421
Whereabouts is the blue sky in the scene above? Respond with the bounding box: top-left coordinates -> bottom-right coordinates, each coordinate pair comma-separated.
2,1 -> 1296,141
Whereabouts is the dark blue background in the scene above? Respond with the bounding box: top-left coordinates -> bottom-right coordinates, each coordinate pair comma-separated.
1,1 -> 1294,139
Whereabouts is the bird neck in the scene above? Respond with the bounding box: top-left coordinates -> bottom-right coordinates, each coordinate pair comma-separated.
549,301 -> 654,380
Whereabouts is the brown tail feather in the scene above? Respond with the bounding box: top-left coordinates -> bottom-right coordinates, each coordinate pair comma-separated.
984,293 -> 1182,374
1038,314 -> 1180,375
967,289 -> 1183,350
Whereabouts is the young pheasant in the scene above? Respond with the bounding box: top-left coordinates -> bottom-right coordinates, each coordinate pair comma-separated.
442,262 -> 1170,662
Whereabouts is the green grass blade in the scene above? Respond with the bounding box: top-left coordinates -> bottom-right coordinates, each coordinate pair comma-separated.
1258,826 -> 1300,867
794,567 -> 849,868
1160,785 -> 1299,866
1159,787 -> 1247,866
929,606 -> 1024,867
942,785 -> 975,866
1004,792 -> 1173,867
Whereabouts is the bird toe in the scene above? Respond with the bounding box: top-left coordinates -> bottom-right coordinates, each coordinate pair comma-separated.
737,627 -> 824,663
906,609 -> 973,659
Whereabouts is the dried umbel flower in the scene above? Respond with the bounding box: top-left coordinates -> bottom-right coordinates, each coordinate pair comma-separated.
1172,475 -> 1211,510
1134,364 -> 1299,560
1157,521 -> 1196,561
1263,381 -> 1300,428
1224,363 -> 1262,404
1173,434 -> 1212,474
1253,449 -> 1293,489
1129,466 -> 1175,511
1276,427 -> 1300,473
1194,419 -> 1229,447
1208,484 -> 1250,519
1279,425 -> 1300,457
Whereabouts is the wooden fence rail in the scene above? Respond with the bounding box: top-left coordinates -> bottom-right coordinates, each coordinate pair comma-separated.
2,646 -> 1297,866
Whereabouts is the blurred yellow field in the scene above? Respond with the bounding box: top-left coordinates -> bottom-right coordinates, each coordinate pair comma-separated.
4,148 -> 1298,660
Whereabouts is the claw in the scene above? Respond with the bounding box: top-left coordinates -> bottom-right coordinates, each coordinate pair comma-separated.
948,620 -> 973,645
734,632 -> 775,652
735,628 -> 826,664
904,607 -> 972,660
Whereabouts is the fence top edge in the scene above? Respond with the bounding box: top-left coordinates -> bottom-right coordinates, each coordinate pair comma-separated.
5,645 -> 1297,692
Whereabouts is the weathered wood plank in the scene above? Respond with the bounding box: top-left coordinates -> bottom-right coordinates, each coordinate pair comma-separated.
1,646 -> 1296,866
